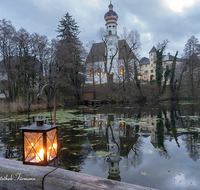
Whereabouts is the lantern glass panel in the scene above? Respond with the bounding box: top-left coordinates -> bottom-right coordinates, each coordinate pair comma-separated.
24,132 -> 43,163
47,129 -> 57,161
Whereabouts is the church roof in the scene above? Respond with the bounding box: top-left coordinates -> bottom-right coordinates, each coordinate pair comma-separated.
153,53 -> 184,63
85,42 -> 105,64
118,40 -> 138,61
139,57 -> 150,65
85,40 -> 139,64
149,46 -> 157,53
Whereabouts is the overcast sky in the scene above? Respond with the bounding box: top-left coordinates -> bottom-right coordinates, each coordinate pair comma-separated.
1,0 -> 200,59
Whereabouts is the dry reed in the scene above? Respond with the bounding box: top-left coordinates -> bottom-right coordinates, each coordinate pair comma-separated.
0,99 -> 61,114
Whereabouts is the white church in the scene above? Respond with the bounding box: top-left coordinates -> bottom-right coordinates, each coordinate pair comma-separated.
86,3 -> 139,84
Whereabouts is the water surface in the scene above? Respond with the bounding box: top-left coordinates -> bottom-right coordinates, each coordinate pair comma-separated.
0,102 -> 200,190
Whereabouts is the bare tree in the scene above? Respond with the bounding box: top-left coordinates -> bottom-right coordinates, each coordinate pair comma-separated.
118,28 -> 142,100
0,19 -> 16,101
97,27 -> 118,83
183,36 -> 200,97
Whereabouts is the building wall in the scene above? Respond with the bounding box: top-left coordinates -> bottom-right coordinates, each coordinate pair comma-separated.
140,52 -> 183,83
86,39 -> 138,84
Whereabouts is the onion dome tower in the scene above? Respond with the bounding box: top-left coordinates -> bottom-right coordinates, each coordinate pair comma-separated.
104,3 -> 118,36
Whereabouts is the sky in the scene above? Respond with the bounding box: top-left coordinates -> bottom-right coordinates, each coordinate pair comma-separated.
1,0 -> 200,59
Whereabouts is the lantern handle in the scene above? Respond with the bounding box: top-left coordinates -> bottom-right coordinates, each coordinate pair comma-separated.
37,84 -> 56,125
28,97 -> 53,127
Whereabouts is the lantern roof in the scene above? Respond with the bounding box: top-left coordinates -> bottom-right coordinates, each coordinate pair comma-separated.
20,124 -> 58,132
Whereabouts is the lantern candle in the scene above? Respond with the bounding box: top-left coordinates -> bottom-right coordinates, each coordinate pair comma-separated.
35,149 -> 50,162
36,149 -> 44,162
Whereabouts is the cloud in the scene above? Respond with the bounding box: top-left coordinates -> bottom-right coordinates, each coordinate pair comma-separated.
163,0 -> 200,13
1,0 -> 200,58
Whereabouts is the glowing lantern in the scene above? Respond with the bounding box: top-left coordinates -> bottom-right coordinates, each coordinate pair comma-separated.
138,73 -> 142,80
21,119 -> 58,166
20,84 -> 58,166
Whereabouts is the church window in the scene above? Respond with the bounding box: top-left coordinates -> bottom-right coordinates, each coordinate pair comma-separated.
120,66 -> 123,74
109,25 -> 111,28
98,68 -> 101,76
113,25 -> 115,27
151,58 -> 153,61
145,65 -> 147,67
151,70 -> 154,73
151,64 -> 153,67
121,123 -> 124,131
90,69 -> 93,77
109,30 -> 112,35
91,120 -> 94,127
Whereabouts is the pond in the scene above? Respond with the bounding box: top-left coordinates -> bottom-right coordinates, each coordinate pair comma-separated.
0,102 -> 200,190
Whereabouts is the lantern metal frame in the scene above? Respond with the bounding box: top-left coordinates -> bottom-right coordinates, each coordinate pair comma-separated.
20,84 -> 58,166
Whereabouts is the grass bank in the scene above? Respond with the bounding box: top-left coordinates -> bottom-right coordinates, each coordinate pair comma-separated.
0,99 -> 63,114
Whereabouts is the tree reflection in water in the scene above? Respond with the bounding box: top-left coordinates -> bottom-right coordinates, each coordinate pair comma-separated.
1,103 -> 200,189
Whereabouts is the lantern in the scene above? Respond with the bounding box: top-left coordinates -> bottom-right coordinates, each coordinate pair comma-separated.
20,84 -> 58,166
21,119 -> 58,166
138,73 -> 142,80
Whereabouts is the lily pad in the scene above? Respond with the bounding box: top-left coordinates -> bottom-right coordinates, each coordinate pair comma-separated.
61,147 -> 68,150
141,172 -> 147,176
84,127 -> 98,131
95,151 -> 109,157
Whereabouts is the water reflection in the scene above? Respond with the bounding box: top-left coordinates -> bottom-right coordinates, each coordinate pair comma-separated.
1,103 -> 200,189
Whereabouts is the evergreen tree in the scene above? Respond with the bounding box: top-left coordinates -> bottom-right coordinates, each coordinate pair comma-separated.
170,51 -> 178,95
155,39 -> 169,95
56,13 -> 85,100
156,46 -> 164,94
56,13 -> 80,42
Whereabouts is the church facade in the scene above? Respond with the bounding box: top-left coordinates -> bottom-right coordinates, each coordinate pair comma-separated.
85,3 -> 139,84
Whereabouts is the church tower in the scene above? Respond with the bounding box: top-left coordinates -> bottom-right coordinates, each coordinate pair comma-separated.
104,3 -> 118,36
